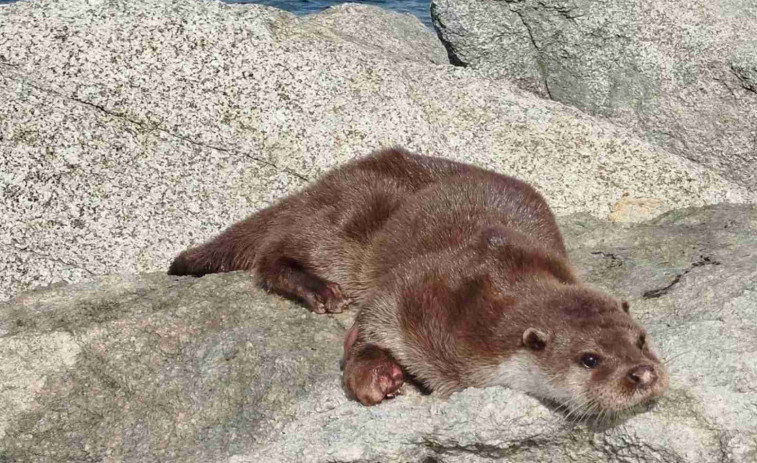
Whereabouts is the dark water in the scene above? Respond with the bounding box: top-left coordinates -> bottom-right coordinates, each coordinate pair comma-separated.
0,0 -> 433,29
238,1 -> 432,28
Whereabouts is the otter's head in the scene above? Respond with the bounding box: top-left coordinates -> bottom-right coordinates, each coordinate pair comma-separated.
505,286 -> 668,418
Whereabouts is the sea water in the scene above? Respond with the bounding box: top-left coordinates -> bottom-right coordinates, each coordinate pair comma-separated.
0,0 -> 433,29
239,1 -> 432,28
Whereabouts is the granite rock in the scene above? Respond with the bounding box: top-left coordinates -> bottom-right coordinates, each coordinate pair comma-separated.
431,0 -> 757,189
0,0 -> 753,302
298,3 -> 449,65
1,204 -> 755,462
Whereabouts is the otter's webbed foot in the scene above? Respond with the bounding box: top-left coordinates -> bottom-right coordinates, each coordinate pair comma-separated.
343,335 -> 404,405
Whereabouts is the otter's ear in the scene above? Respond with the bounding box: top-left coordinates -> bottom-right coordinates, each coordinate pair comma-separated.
621,300 -> 630,313
523,328 -> 548,350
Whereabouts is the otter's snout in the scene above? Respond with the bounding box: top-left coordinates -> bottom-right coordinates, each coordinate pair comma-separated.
627,365 -> 657,388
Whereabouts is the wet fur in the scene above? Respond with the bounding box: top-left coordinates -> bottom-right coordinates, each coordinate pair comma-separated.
169,148 -> 667,412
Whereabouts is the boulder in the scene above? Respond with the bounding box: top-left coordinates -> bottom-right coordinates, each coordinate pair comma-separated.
297,3 -> 449,65
0,0 -> 753,303
431,0 -> 757,189
1,204 -> 755,462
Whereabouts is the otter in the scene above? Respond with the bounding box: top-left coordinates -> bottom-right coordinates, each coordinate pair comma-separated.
168,148 -> 668,416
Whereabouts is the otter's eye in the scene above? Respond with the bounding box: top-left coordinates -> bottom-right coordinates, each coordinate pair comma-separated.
580,353 -> 599,369
637,335 -> 646,350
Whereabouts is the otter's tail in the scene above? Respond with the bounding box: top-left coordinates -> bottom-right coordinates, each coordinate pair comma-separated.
167,240 -> 238,276
167,210 -> 273,277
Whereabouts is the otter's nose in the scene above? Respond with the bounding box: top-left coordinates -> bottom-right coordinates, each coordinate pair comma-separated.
628,365 -> 657,388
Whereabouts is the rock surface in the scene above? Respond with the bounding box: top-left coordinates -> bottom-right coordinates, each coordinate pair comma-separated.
431,0 -> 757,189
298,3 -> 449,65
1,204 -> 755,462
1,0 -> 754,301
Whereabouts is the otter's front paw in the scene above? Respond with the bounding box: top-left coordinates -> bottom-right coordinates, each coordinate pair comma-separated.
343,344 -> 404,405
304,281 -> 351,314
320,282 -> 352,314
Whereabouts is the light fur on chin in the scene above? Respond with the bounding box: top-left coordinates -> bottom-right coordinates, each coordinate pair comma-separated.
486,352 -> 660,421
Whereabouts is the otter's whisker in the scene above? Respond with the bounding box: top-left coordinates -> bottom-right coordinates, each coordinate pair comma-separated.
662,349 -> 692,366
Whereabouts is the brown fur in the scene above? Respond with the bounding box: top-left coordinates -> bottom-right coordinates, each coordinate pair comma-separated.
169,148 -> 667,414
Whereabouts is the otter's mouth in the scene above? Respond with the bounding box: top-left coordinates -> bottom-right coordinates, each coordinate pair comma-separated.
572,358 -> 670,420
572,386 -> 667,424
550,393 -> 664,424
545,367 -> 668,422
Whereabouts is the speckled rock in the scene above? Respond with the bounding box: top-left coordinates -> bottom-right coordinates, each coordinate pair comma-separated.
431,0 -> 757,189
298,3 -> 449,65
1,204 -> 755,462
0,0 -> 754,302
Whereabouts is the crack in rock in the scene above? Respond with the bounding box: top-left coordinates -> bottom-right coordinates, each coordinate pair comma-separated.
729,63 -> 757,94
0,62 -> 310,182
2,243 -> 96,276
513,9 -> 554,99
422,436 -> 546,459
590,250 -> 624,268
643,256 -> 721,299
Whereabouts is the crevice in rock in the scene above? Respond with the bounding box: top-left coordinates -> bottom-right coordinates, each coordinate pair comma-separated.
535,1 -> 585,21
642,273 -> 683,299
642,256 -> 721,299
2,243 -> 96,276
729,64 -> 757,94
0,57 -> 19,67
422,436 -> 545,459
590,250 -> 623,268
429,3 -> 467,67
513,9 -> 553,99
0,62 -> 310,182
